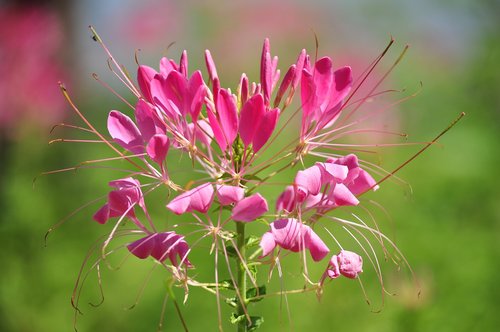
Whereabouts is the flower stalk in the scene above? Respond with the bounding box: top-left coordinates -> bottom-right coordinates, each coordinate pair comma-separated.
236,221 -> 247,332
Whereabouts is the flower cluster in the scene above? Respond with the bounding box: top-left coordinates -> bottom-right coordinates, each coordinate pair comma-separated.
57,30 -> 421,331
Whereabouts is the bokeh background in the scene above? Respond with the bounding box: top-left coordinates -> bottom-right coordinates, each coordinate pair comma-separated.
1,0 -> 499,331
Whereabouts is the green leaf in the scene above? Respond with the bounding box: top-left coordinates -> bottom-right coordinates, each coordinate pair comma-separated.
229,314 -> 264,331
246,285 -> 266,303
245,235 -> 261,248
230,313 -> 245,325
225,245 -> 238,258
248,316 -> 264,331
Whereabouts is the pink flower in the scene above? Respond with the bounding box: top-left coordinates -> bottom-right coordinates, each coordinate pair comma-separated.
300,56 -> 353,140
260,218 -> 329,262
93,177 -> 146,225
127,231 -> 192,267
324,250 -> 363,280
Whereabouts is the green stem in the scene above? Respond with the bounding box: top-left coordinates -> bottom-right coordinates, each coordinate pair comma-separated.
236,222 -> 247,332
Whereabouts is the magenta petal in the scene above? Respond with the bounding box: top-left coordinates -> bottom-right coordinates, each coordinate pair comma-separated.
260,232 -> 276,257
159,57 -> 178,77
137,65 -> 157,102
179,50 -> 188,77
317,162 -> 349,183
165,71 -> 189,116
326,255 -> 341,279
239,94 -> 265,147
188,70 -> 206,120
337,250 -> 363,278
274,64 -> 295,107
216,89 -> 239,148
313,57 -> 334,111
327,66 -> 353,110
331,183 -> 359,206
204,50 -> 218,83
188,183 -> 214,213
349,169 -> 379,195
305,227 -> 330,261
252,108 -> 280,152
146,134 -> 169,166
276,186 -> 296,212
167,183 -> 214,214
93,203 -> 110,224
166,191 -> 191,215
232,193 -> 269,222
295,165 -> 322,196
271,218 -> 303,252
207,103 -> 227,151
135,99 -> 165,142
127,234 -> 155,259
107,111 -> 144,154
150,75 -> 180,119
216,184 -> 245,206
300,69 -> 315,119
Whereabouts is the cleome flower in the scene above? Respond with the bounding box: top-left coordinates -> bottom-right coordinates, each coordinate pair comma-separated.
47,28 -> 461,331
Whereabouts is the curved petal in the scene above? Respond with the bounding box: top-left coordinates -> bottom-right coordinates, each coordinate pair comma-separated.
127,234 -> 155,259
252,108 -> 280,152
239,94 -> 265,147
107,111 -> 144,154
146,134 -> 170,166
232,193 -> 268,222
216,184 -> 245,206
259,232 -> 276,257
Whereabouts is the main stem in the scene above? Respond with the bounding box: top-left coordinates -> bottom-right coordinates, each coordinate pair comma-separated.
236,221 -> 247,332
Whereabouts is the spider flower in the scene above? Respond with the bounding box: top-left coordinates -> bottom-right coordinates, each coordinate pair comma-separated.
51,32 -> 436,331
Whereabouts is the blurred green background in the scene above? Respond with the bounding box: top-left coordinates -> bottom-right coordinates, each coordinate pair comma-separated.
1,0 -> 499,331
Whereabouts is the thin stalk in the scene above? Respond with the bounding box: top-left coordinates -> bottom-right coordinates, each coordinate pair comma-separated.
236,222 -> 247,332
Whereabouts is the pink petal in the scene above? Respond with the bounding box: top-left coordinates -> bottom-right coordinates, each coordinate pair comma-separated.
276,186 -> 296,212
232,193 -> 269,222
239,73 -> 249,105
292,49 -> 306,89
313,57 -> 334,112
239,94 -> 265,147
259,232 -> 276,257
179,50 -> 188,77
167,183 -> 214,215
300,69 -> 315,119
216,184 -> 245,206
260,38 -> 272,104
295,164 -> 322,197
207,103 -> 228,151
159,57 -> 178,77
274,64 -> 295,107
127,234 -> 155,259
93,203 -> 110,224
252,107 -> 279,152
326,255 -> 341,279
146,134 -> 169,166
327,66 -> 353,110
337,250 -> 363,278
305,227 -> 330,261
164,71 -> 189,116
137,65 -> 157,102
216,89 -> 239,148
188,70 -> 206,120
204,50 -> 218,83
166,191 -> 191,215
150,75 -> 180,119
330,183 -> 359,206
317,162 -> 349,183
270,218 -> 303,252
107,111 -> 144,154
135,99 -> 165,142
